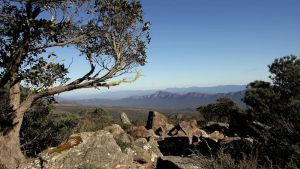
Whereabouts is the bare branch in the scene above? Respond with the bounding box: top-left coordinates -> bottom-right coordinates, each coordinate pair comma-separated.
34,35 -> 87,50
68,55 -> 95,85
103,71 -> 142,88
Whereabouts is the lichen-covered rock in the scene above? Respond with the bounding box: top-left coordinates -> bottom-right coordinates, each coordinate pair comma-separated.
104,124 -> 132,143
120,112 -> 132,126
23,131 -> 133,169
131,138 -> 163,169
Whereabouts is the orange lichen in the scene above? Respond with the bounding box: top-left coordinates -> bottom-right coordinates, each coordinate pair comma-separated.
49,136 -> 83,154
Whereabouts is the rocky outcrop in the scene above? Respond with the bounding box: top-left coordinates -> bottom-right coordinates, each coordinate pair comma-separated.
131,138 -> 163,169
23,130 -> 134,169
169,120 -> 202,144
103,124 -> 133,143
23,123 -> 163,169
143,111 -> 255,159
120,112 -> 132,126
131,126 -> 152,139
146,111 -> 174,138
21,110 -> 258,169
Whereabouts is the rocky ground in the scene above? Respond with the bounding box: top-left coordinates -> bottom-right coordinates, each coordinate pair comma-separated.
22,111 -> 256,169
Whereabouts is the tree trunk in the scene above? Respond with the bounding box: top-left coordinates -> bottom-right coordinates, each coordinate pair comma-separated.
0,130 -> 25,169
0,82 -> 26,169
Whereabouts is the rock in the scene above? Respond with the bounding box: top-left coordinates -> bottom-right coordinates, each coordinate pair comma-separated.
201,130 -> 224,142
158,137 -> 192,156
220,136 -> 241,145
205,121 -> 229,133
145,111 -> 174,138
0,162 -> 8,169
120,112 -> 132,126
23,131 -> 134,169
156,156 -> 203,169
208,131 -> 224,142
103,124 -> 125,138
197,137 -> 220,156
131,138 -> 163,169
169,120 -> 202,144
131,126 -> 151,139
200,129 -> 210,138
104,124 -> 132,144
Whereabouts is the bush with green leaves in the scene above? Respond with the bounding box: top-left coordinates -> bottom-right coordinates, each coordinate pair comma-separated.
197,97 -> 241,123
20,104 -> 80,157
243,55 -> 300,168
78,108 -> 117,132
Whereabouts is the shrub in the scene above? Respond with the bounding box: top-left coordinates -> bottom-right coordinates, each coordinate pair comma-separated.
21,108 -> 80,156
78,108 -> 116,132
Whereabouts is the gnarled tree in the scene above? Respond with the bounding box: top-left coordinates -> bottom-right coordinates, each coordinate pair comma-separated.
0,0 -> 150,168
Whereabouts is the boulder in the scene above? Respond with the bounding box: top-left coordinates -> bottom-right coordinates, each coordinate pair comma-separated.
23,131 -> 134,169
131,138 -> 163,169
158,137 -> 192,156
103,124 -> 132,143
169,120 -> 201,144
204,121 -> 229,133
200,130 -> 224,143
120,112 -> 132,126
131,126 -> 151,139
208,131 -> 224,142
103,124 -> 125,138
220,136 -> 241,145
145,111 -> 174,138
157,156 -> 203,169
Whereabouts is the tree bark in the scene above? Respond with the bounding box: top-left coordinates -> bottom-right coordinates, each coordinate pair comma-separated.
0,82 -> 26,169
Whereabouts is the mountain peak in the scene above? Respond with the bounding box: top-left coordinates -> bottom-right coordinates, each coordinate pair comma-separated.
145,91 -> 180,99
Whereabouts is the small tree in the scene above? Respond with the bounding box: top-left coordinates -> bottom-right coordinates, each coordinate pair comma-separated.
197,97 -> 241,123
0,0 -> 150,168
243,55 -> 300,167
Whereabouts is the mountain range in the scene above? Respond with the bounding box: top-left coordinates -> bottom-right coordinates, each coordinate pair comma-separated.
61,85 -> 246,100
63,90 -> 246,109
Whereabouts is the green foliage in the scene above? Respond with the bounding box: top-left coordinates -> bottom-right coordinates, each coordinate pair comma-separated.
269,55 -> 300,99
243,81 -> 279,114
19,106 -> 118,157
21,109 -> 80,157
197,97 -> 241,123
0,87 -> 118,157
0,0 -> 150,90
244,56 -> 300,129
197,56 -> 299,168
78,108 -> 116,132
243,55 -> 300,168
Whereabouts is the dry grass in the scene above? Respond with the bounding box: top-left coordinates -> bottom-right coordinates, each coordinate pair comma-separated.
202,149 -> 262,169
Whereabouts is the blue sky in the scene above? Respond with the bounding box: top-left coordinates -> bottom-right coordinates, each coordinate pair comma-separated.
59,0 -> 300,96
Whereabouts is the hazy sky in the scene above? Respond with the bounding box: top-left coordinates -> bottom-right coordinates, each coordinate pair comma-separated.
59,0 -> 300,96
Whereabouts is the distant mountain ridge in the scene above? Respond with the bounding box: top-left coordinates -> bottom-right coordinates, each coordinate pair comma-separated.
70,90 -> 246,109
61,85 -> 246,100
